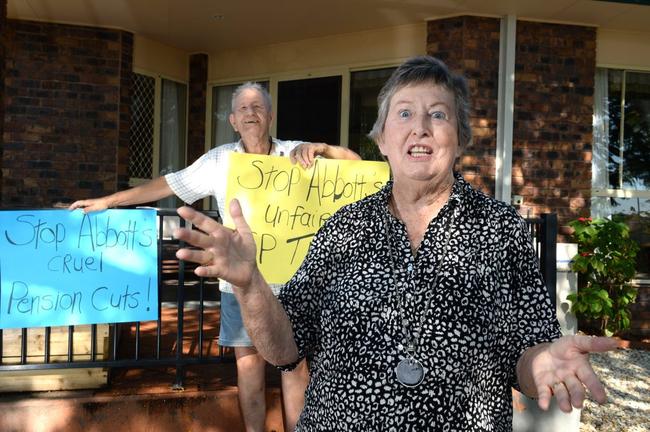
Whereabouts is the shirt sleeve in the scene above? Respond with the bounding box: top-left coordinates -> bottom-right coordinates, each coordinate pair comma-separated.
165,149 -> 222,205
276,217 -> 338,370
506,212 -> 562,389
276,139 -> 305,157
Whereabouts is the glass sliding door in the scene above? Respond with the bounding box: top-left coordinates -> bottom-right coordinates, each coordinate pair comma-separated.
158,78 -> 187,208
277,76 -> 341,144
348,67 -> 395,161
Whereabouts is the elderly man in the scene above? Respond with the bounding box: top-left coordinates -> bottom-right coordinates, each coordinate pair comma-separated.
70,82 -> 360,432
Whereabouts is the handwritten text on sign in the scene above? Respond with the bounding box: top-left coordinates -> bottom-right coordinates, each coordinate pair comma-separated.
225,154 -> 390,283
0,209 -> 158,329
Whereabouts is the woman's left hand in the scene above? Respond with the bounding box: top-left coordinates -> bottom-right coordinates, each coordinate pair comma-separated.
173,201 -> 259,288
521,335 -> 619,412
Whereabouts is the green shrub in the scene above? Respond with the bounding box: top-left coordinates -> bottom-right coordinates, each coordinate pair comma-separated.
567,216 -> 639,336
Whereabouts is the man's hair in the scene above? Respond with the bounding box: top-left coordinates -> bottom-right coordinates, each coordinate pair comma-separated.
368,56 -> 472,149
231,82 -> 272,113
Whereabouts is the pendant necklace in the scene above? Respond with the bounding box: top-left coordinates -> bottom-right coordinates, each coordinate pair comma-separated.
384,195 -> 456,388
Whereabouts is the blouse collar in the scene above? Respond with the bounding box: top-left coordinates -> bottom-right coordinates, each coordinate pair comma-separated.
377,172 -> 467,216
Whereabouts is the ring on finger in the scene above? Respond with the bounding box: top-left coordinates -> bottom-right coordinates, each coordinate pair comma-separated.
202,251 -> 214,266
552,381 -> 565,393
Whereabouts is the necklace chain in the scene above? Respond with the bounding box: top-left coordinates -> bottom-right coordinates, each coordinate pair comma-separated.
383,196 -> 457,359
242,137 -> 273,155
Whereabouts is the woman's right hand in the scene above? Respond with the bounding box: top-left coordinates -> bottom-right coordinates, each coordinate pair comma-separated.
68,197 -> 113,213
174,200 -> 259,289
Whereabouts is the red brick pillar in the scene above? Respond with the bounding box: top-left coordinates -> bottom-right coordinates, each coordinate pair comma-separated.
0,0 -> 6,203
188,53 -> 208,165
117,31 -> 134,192
187,53 -> 208,209
427,16 -> 501,196
3,20 -> 133,207
512,22 -> 596,235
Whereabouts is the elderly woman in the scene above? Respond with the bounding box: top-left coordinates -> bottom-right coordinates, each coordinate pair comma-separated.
173,57 -> 617,431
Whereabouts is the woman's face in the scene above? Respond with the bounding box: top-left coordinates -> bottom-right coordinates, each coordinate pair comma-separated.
378,82 -> 460,186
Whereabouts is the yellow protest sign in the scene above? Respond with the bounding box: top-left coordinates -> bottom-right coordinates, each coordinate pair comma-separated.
225,153 -> 390,283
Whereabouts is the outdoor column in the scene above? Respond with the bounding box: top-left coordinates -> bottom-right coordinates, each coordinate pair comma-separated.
495,15 -> 517,204
2,20 -> 130,207
188,53 -> 208,165
187,53 -> 208,210
512,21 -> 596,236
0,0 -> 6,202
117,31 -> 134,192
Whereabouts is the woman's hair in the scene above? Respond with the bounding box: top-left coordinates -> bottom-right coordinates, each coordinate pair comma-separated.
231,82 -> 272,113
368,56 -> 472,149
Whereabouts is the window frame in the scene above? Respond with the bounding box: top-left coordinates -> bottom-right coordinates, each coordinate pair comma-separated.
592,66 -> 650,206
130,68 -> 189,187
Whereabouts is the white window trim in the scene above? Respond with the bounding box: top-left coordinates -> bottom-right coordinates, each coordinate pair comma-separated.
592,66 -> 650,217
130,68 -> 188,186
592,189 -> 650,199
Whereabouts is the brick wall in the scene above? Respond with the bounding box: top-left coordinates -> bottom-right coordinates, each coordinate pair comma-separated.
513,21 -> 596,236
186,53 -> 208,210
0,0 -> 6,201
2,19 -> 133,207
427,16 -> 501,196
427,18 -> 596,238
188,53 -> 207,167
629,283 -> 650,337
117,32 -> 133,192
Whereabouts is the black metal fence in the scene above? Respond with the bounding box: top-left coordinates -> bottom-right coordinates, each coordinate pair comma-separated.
0,210 -> 558,388
526,213 -> 559,308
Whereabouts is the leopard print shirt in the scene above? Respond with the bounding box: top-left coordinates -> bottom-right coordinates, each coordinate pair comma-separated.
279,173 -> 562,431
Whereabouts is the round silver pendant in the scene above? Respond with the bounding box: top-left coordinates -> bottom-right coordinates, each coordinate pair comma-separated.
395,357 -> 425,387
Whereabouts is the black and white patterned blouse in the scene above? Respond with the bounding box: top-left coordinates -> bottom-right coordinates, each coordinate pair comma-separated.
278,173 -> 562,431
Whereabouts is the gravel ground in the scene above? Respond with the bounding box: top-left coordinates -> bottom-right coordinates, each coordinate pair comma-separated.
580,348 -> 650,432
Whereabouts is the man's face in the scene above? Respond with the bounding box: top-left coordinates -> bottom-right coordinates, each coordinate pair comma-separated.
229,88 -> 272,141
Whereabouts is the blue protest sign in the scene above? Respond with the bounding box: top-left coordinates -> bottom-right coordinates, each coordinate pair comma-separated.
0,209 -> 158,329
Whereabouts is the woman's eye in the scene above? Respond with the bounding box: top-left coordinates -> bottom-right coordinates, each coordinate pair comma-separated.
430,111 -> 447,120
398,110 -> 411,119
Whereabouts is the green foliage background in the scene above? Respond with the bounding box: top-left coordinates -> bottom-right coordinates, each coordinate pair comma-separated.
567,217 -> 639,336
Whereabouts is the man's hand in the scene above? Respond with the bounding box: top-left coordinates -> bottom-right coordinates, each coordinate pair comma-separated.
289,143 -> 326,168
68,197 -> 113,213
290,142 -> 361,168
